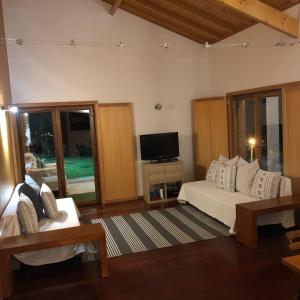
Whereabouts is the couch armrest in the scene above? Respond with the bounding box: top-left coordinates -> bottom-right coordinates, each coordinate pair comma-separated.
0,224 -> 105,255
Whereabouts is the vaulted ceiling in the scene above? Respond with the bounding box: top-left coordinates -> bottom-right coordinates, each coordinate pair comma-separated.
103,0 -> 299,43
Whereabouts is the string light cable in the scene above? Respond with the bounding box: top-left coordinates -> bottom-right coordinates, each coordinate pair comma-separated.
0,37 -> 300,49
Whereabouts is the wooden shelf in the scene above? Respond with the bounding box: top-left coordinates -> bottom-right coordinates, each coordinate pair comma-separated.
142,161 -> 184,204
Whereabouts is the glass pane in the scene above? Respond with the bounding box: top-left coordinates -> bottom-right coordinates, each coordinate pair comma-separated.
259,96 -> 283,172
20,112 -> 60,196
235,99 -> 255,161
60,109 -> 96,204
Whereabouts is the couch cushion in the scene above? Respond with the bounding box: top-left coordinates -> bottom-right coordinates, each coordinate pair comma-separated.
38,197 -> 80,232
19,183 -> 45,220
17,193 -> 39,234
251,170 -> 281,200
216,165 -> 237,192
40,183 -> 59,219
236,159 -> 259,196
206,160 -> 222,182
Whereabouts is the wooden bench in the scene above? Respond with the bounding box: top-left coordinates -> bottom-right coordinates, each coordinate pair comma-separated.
0,223 -> 108,300
236,194 -> 300,249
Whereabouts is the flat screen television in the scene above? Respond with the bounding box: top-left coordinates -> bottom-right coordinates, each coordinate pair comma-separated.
140,132 -> 179,161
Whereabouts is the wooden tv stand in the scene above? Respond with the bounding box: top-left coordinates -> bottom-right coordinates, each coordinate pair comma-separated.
142,161 -> 184,204
236,194 -> 300,249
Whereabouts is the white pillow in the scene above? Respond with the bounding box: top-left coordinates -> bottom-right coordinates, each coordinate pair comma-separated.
40,183 -> 59,219
218,155 -> 240,166
236,159 -> 259,196
251,170 -> 281,200
206,160 -> 222,182
216,165 -> 237,192
17,193 -> 39,234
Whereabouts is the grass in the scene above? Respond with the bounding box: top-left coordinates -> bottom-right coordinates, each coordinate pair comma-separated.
43,156 -> 94,179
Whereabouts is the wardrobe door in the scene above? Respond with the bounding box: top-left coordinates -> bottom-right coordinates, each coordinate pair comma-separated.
209,98 -> 229,161
192,97 -> 229,180
283,85 -> 300,194
193,100 -> 211,180
97,103 -> 137,203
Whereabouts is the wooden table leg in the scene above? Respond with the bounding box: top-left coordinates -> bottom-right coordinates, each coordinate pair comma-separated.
236,205 -> 257,249
98,234 -> 109,278
0,254 -> 13,298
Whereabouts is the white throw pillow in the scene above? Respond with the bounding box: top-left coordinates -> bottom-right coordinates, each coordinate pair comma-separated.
251,170 -> 281,200
218,155 -> 240,166
218,154 -> 228,163
17,193 -> 39,234
40,183 -> 59,219
206,160 -> 222,182
237,157 -> 248,167
216,165 -> 237,192
236,159 -> 259,196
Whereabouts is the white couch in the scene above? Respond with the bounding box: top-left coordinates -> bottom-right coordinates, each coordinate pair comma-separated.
0,184 -> 94,266
178,177 -> 295,234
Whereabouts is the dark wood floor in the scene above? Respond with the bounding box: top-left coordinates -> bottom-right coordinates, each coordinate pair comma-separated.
10,200 -> 297,300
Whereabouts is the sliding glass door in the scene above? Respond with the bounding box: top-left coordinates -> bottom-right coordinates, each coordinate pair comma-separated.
17,105 -> 99,205
59,109 -> 96,204
18,111 -> 61,196
230,90 -> 283,172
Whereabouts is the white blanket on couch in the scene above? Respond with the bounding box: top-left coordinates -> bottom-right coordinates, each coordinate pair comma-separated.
178,177 -> 295,234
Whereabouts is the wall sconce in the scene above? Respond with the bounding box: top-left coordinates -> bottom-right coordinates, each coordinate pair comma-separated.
154,103 -> 162,111
248,137 -> 257,162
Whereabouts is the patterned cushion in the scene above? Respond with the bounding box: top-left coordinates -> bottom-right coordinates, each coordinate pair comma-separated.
206,161 -> 222,182
216,165 -> 237,192
40,184 -> 59,219
17,193 -> 39,234
251,170 -> 281,200
19,183 -> 45,221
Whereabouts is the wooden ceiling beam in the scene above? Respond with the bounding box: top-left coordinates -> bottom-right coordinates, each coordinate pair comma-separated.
119,2 -> 214,43
170,0 -> 238,34
214,0 -> 299,38
138,0 -> 222,41
109,0 -> 123,15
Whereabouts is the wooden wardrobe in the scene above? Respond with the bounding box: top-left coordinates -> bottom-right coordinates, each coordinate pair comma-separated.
96,103 -> 137,204
192,97 -> 229,180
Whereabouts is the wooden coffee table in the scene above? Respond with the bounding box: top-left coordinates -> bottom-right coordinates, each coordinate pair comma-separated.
282,255 -> 300,300
0,224 -> 108,300
236,194 -> 300,249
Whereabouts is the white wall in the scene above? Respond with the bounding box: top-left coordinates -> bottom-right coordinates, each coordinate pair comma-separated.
2,0 -> 210,194
208,4 -> 300,96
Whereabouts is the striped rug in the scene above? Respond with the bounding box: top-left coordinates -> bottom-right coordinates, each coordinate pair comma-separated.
81,205 -> 229,262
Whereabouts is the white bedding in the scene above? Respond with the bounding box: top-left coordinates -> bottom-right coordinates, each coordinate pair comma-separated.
178,178 -> 295,234
1,184 -> 95,266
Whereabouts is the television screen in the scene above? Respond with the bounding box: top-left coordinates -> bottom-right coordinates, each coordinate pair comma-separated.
140,132 -> 179,161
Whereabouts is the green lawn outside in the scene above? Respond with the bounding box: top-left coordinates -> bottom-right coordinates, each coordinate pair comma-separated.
43,156 -> 94,179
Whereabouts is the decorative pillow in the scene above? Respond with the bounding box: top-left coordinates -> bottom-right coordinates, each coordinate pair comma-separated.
218,155 -> 228,163
17,193 -> 39,234
206,160 -> 222,182
251,170 -> 281,200
218,155 -> 240,166
40,183 -> 59,219
237,157 -> 248,167
236,159 -> 259,196
216,165 -> 237,192
19,183 -> 45,220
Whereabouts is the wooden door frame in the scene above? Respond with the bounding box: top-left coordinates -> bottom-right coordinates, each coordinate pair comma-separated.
14,102 -> 101,206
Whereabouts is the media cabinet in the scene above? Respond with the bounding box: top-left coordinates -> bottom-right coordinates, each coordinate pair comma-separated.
142,161 -> 184,204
